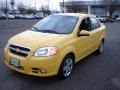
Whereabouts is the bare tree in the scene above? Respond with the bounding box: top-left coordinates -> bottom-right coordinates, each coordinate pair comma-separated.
0,7 -> 8,14
103,0 -> 120,17
66,0 -> 83,13
10,0 -> 15,14
0,1 -> 9,14
40,5 -> 51,17
71,1 -> 80,12
17,2 -> 26,14
26,8 -> 36,14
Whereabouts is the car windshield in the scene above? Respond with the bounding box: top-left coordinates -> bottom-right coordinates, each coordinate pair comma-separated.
32,15 -> 78,34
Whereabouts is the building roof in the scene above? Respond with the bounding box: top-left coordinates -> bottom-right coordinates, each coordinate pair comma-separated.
60,1 -> 105,6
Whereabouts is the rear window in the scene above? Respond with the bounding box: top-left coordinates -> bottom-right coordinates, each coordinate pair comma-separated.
90,17 -> 101,30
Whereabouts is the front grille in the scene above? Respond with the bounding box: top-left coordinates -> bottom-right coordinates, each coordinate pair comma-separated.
9,44 -> 30,57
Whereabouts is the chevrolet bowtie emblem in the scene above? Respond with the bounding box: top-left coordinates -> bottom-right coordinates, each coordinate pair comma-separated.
16,48 -> 20,52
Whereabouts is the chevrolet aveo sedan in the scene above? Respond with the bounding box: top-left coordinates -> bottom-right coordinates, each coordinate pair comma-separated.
4,13 -> 106,78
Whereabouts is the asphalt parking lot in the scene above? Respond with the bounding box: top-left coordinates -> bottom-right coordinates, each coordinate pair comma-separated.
0,20 -> 120,90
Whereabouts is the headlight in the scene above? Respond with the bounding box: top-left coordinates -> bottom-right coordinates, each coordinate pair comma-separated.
34,46 -> 59,56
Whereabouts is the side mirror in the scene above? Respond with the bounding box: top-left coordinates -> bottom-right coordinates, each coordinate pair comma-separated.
78,30 -> 90,36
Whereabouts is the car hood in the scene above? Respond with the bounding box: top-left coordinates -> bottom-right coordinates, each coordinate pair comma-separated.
9,30 -> 69,51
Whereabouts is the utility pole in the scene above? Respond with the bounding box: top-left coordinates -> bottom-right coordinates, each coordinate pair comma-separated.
10,0 -> 15,16
51,0 -> 53,10
106,0 -> 109,16
35,0 -> 37,13
48,0 -> 49,9
6,0 -> 8,20
94,0 -> 96,15
63,0 -> 64,13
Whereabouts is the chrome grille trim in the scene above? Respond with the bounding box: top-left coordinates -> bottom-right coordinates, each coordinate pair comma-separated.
9,47 -> 29,54
9,44 -> 30,57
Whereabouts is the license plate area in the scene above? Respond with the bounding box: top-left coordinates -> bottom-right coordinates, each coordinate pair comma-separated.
10,58 -> 20,68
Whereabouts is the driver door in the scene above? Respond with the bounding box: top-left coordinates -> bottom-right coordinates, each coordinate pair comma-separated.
75,17 -> 92,62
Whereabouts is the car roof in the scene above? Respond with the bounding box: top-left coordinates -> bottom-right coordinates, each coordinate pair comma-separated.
53,13 -> 95,18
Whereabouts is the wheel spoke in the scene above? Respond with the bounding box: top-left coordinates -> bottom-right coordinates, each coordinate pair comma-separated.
99,42 -> 103,52
63,58 -> 73,77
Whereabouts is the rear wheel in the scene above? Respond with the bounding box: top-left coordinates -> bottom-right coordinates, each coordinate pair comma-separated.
96,41 -> 104,54
58,55 -> 74,79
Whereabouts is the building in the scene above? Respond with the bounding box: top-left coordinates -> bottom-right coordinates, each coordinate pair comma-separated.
60,0 -> 120,17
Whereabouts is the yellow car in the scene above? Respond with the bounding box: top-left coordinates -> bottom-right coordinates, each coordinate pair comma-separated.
4,13 -> 106,78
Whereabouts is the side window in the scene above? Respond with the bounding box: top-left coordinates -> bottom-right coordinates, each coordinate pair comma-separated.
90,17 -> 100,30
80,18 -> 90,31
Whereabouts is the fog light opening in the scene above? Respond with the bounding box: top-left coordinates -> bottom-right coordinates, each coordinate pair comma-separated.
38,68 -> 47,74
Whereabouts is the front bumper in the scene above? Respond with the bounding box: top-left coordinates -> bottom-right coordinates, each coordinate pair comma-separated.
4,48 -> 61,77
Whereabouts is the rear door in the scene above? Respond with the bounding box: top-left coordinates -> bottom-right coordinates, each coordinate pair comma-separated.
88,17 -> 102,51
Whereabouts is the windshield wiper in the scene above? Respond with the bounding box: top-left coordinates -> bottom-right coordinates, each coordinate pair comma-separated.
40,30 -> 60,34
32,27 -> 40,31
32,28 -> 61,34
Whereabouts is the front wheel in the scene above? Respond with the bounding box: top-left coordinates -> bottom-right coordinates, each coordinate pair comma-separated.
58,55 -> 74,79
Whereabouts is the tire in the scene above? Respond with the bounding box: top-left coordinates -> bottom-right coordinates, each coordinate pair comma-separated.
58,55 -> 74,79
96,41 -> 104,54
